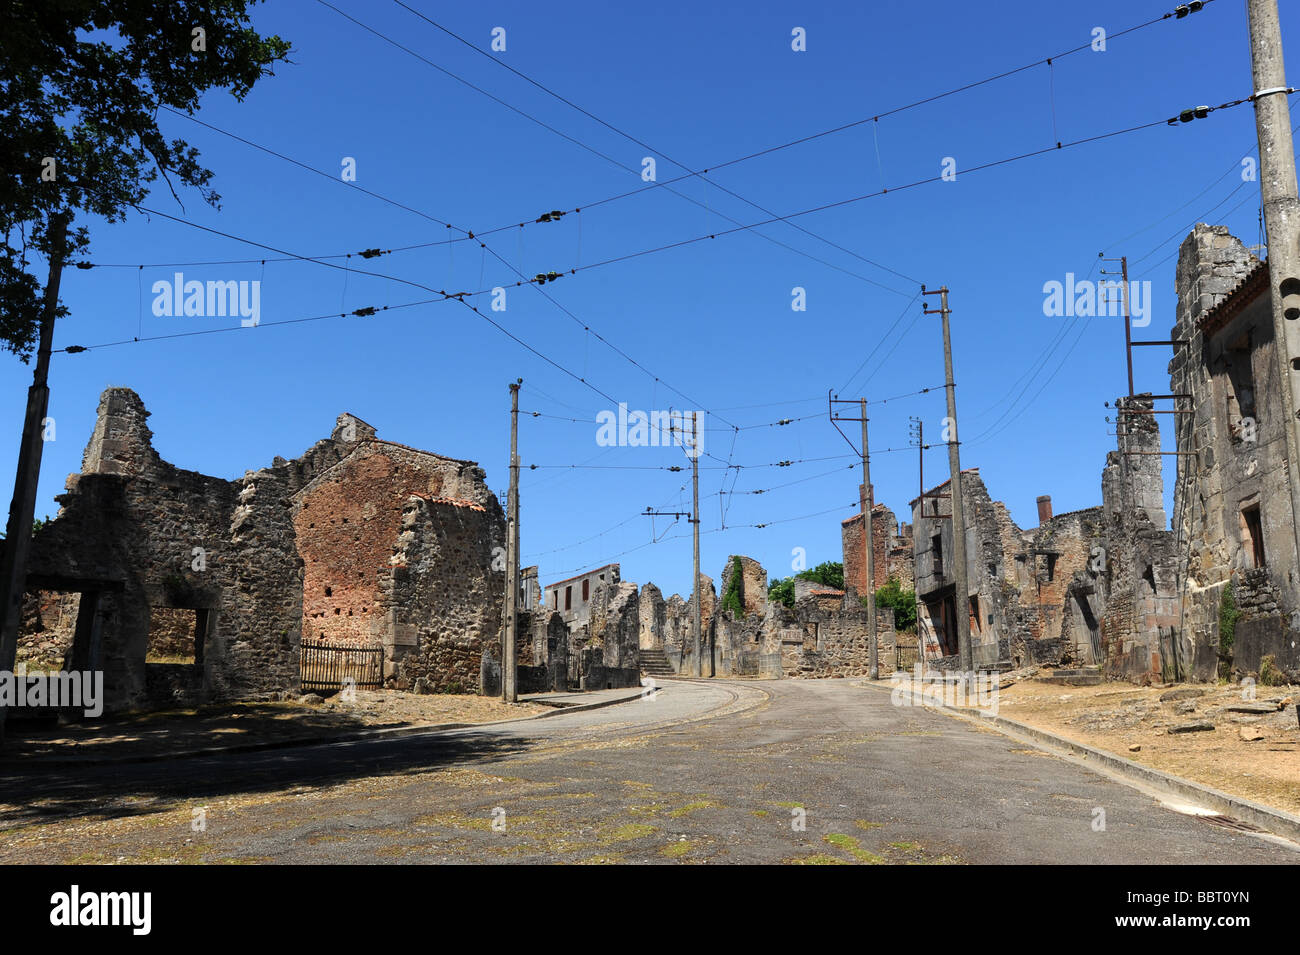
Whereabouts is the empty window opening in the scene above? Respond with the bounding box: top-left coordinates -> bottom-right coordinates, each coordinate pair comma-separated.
1242,504 -> 1266,568
147,607 -> 206,666
969,595 -> 982,633
582,578 -> 589,601
1225,330 -> 1257,425
564,586 -> 572,611
324,586 -> 332,597
1046,554 -> 1058,582
932,534 -> 944,576
15,589 -> 81,672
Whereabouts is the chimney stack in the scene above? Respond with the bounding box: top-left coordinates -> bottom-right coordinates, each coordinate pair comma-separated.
1036,495 -> 1053,523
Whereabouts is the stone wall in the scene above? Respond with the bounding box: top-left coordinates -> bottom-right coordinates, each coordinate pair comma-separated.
638,582 -> 666,650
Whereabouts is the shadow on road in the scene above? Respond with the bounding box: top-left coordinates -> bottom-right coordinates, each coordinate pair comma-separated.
0,728 -> 540,829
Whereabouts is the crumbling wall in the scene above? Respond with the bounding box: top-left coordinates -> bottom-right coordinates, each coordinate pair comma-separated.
26,388 -> 301,711
580,580 -> 640,688
293,439 -> 492,647
383,495 -> 505,694
1170,224 -> 1300,682
720,555 -> 768,617
773,594 -> 895,679
638,582 -> 666,650
1055,394 -> 1181,682
842,499 -> 903,596
23,389 -> 506,713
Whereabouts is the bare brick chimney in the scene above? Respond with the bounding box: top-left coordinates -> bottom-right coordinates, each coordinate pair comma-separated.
1036,495 -> 1053,523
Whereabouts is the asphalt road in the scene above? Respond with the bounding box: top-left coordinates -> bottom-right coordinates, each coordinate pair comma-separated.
1,678 -> 1296,864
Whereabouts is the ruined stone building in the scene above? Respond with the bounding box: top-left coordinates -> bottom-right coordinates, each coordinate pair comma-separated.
1168,224 -> 1300,682
1058,393 -> 1181,681
911,469 -> 1004,668
623,554 -> 894,681
510,565 -> 640,693
910,470 -> 1103,671
20,387 -> 505,713
542,563 -> 620,625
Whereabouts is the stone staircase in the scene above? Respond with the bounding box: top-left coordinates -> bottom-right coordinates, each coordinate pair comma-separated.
639,647 -> 676,679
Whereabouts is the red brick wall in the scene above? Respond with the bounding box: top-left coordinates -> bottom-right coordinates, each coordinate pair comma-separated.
841,505 -> 894,596
295,445 -> 474,645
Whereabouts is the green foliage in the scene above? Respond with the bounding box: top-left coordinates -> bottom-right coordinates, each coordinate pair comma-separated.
0,514 -> 49,540
0,1 -> 292,360
1259,655 -> 1286,687
1218,582 -> 1239,655
800,561 -> 844,591
768,577 -> 795,609
721,556 -> 745,619
768,560 -> 845,609
872,577 -> 916,631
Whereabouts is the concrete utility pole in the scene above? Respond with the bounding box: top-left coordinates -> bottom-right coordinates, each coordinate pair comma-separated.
910,415 -> 924,668
828,394 -> 878,677
691,411 -> 702,679
503,379 -> 521,703
860,399 -> 878,680
0,214 -> 69,723
1246,0 -> 1300,572
923,286 -> 973,677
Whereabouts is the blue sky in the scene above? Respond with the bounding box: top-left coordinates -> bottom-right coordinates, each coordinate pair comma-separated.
2,0 -> 1292,599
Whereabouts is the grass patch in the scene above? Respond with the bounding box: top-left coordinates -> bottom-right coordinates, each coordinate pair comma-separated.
667,799 -> 720,818
824,833 -> 884,864
661,840 -> 695,859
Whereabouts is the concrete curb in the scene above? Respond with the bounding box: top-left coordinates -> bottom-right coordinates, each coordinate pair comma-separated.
868,680 -> 1300,845
1,686 -> 654,767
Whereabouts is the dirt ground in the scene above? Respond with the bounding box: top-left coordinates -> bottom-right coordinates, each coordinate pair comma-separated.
1,689 -> 552,763
989,674 -> 1300,816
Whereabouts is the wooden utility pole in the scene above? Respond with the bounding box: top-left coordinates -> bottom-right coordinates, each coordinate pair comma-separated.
909,415 -> 924,668
1246,0 -> 1300,572
503,378 -> 521,703
923,285 -> 973,676
691,411 -> 702,678
0,214 -> 69,723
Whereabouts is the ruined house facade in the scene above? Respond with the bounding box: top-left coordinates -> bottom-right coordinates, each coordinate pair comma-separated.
910,470 -> 1102,671
20,388 -> 505,713
1055,394 -> 1183,681
1169,225 -> 1300,682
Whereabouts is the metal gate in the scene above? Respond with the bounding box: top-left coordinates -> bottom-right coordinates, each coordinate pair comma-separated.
300,640 -> 384,692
